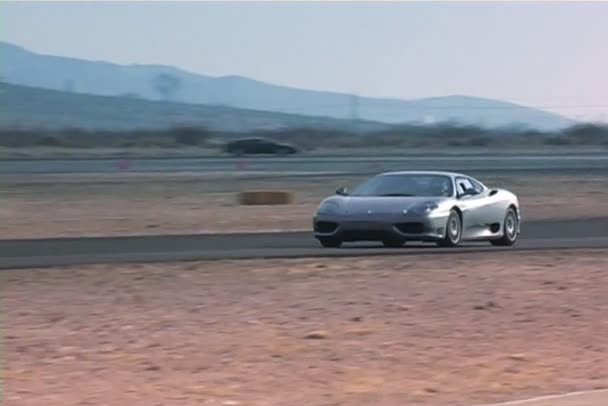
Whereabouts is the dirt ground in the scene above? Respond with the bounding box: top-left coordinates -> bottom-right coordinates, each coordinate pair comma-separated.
3,250 -> 608,406
2,173 -> 608,238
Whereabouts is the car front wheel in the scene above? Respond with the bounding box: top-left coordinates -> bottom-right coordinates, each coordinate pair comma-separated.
437,209 -> 462,247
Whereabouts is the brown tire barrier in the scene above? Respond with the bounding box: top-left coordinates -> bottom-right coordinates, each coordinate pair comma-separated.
237,190 -> 294,205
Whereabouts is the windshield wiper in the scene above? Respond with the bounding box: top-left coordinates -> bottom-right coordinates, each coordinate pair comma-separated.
379,193 -> 416,197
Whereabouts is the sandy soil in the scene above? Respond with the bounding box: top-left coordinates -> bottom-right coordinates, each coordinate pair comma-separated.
3,250 -> 608,406
2,173 -> 608,239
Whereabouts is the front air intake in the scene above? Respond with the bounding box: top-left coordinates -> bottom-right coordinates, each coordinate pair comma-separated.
395,222 -> 425,234
315,221 -> 339,233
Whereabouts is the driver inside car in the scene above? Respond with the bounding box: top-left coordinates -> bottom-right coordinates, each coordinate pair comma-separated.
429,177 -> 452,197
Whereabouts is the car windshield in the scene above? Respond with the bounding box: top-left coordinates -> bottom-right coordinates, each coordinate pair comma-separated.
350,174 -> 454,197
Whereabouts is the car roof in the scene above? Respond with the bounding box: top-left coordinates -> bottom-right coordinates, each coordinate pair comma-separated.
380,170 -> 469,178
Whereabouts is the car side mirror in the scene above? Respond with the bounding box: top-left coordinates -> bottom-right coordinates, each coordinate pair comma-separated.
336,187 -> 349,196
489,189 -> 498,196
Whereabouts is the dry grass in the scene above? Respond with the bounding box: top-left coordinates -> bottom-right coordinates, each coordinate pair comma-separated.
3,250 -> 608,406
2,173 -> 608,238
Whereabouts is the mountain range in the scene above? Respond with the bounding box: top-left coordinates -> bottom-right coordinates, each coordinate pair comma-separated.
0,81 -> 390,132
0,41 -> 574,131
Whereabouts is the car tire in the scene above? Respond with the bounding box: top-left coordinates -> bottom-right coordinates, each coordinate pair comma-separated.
318,237 -> 342,248
382,237 -> 405,248
490,208 -> 519,246
437,209 -> 462,247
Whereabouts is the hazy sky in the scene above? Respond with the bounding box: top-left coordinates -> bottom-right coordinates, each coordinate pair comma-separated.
3,1 -> 608,120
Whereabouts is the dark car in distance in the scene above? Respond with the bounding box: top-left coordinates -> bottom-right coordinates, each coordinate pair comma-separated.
223,137 -> 299,156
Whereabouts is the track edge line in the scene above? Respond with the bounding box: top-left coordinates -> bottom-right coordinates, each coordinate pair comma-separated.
469,388 -> 608,406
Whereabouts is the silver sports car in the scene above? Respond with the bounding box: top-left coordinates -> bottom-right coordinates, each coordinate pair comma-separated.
313,171 -> 521,248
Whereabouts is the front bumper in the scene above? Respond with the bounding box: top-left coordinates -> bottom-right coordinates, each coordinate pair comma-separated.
313,212 -> 449,242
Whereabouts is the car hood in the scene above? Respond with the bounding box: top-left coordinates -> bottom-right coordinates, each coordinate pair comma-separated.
323,196 -> 448,214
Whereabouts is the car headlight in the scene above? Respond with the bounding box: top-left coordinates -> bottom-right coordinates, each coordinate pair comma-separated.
413,202 -> 438,214
317,201 -> 340,215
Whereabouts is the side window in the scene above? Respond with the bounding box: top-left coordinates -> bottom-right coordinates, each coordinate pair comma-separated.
456,178 -> 476,196
468,178 -> 484,194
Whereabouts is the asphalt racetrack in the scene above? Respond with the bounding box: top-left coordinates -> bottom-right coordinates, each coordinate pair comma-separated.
2,217 -> 608,269
4,153 -> 608,269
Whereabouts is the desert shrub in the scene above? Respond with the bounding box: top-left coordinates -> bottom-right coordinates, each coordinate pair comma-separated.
172,126 -> 211,146
36,135 -> 63,147
1,123 -> 607,150
562,124 -> 608,144
544,137 -> 571,146
466,136 -> 491,147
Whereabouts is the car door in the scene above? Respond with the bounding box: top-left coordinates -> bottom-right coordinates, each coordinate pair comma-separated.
246,139 -> 263,153
259,140 -> 276,154
469,177 -> 506,226
455,177 -> 487,238
241,139 -> 258,154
